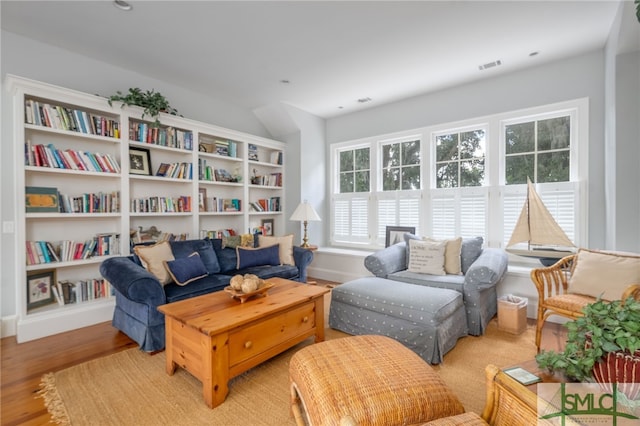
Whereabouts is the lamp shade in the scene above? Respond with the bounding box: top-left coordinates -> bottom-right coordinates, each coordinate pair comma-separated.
290,201 -> 321,222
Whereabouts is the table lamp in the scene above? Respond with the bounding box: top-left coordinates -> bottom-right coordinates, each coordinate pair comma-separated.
290,200 -> 321,248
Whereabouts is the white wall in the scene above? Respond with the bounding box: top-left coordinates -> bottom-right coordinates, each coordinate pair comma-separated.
325,51 -> 608,250
0,31 -> 272,321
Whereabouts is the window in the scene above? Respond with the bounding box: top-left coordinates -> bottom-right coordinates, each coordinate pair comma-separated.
330,99 -> 586,252
504,116 -> 570,184
338,147 -> 370,193
381,139 -> 421,191
435,129 -> 486,188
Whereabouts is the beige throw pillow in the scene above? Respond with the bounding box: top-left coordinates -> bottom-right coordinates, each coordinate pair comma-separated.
407,239 -> 446,275
424,237 -> 462,275
133,241 -> 175,285
258,234 -> 295,265
568,249 -> 640,301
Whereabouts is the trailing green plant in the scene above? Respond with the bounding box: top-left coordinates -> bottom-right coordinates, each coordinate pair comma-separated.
536,296 -> 640,381
107,88 -> 179,126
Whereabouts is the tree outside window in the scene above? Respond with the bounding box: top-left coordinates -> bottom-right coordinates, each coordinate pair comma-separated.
505,116 -> 570,184
381,139 -> 420,191
339,148 -> 370,193
435,129 -> 485,188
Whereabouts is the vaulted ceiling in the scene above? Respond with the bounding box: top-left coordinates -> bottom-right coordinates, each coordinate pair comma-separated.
1,1 -> 632,118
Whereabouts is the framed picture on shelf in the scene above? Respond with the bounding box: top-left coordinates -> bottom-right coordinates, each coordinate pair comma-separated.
261,218 -> 274,236
385,225 -> 416,247
198,188 -> 207,212
25,186 -> 59,213
129,147 -> 151,175
26,269 -> 56,310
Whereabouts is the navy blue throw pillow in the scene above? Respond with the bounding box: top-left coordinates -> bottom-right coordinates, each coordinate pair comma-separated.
163,252 -> 208,286
236,244 -> 280,270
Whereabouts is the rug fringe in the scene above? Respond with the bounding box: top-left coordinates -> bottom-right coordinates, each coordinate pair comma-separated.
38,372 -> 71,425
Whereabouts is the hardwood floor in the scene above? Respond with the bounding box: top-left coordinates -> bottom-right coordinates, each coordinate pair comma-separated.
0,279 -> 567,425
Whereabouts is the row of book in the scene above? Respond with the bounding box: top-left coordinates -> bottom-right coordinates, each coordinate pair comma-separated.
59,191 -> 121,213
130,196 -> 192,213
250,172 -> 282,187
51,278 -> 113,306
25,99 -> 120,138
204,198 -> 242,212
156,162 -> 193,179
129,122 -> 193,150
26,141 -> 120,173
199,229 -> 237,239
26,233 -> 120,265
249,197 -> 281,212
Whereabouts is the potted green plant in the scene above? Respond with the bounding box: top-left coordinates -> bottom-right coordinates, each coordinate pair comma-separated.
536,296 -> 640,398
107,88 -> 179,126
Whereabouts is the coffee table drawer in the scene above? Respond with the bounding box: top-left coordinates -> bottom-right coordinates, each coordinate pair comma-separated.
229,302 -> 316,365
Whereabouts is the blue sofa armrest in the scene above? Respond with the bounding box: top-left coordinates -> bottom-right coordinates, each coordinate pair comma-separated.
464,248 -> 508,291
293,246 -> 314,283
364,242 -> 407,278
100,256 -> 166,306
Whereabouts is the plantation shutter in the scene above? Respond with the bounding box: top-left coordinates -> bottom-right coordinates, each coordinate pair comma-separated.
376,192 -> 421,244
332,195 -> 369,243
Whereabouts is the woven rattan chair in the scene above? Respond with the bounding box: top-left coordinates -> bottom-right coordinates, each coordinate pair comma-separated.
531,254 -> 640,352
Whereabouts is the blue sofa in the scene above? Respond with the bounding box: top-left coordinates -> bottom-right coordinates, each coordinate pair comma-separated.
100,238 -> 314,352
363,236 -> 508,336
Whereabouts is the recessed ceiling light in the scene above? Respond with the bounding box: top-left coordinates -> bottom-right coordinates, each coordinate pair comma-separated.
113,0 -> 132,11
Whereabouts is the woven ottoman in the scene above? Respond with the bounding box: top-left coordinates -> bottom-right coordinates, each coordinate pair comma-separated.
329,277 -> 468,364
289,335 -> 465,426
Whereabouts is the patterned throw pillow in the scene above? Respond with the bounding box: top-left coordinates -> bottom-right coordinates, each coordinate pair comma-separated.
222,234 -> 254,249
407,239 -> 447,275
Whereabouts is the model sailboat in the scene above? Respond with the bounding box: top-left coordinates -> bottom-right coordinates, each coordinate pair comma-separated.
506,178 -> 576,264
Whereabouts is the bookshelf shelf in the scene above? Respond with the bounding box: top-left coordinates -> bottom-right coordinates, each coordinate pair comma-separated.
9,74 -> 286,342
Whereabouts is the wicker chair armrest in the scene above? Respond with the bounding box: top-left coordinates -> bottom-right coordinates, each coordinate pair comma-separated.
530,254 -> 576,302
622,284 -> 640,302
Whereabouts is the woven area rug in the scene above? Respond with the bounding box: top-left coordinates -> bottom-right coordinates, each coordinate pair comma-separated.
40,320 -> 536,425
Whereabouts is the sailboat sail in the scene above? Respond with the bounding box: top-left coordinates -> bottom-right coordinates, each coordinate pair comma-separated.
507,178 -> 575,259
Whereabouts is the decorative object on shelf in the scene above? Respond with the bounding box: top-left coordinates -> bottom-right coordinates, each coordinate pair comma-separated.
107,88 -> 179,126
261,218 -> 274,236
536,294 -> 640,399
290,200 -> 321,248
25,186 -> 59,213
506,177 -> 575,265
26,269 -> 56,310
385,225 -> 416,248
128,147 -> 151,175
198,188 -> 207,212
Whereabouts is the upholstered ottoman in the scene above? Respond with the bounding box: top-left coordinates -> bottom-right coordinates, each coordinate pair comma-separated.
329,277 -> 468,364
289,335 -> 465,426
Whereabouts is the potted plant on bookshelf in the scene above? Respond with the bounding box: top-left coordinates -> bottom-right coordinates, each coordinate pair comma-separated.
536,294 -> 640,399
107,88 -> 179,126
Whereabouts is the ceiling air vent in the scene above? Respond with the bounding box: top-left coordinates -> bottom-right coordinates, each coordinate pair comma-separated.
478,60 -> 502,71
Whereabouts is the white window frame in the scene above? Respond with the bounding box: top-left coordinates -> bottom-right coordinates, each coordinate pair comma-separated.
329,98 -> 588,255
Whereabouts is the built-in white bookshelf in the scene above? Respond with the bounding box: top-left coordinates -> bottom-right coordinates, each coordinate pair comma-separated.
7,75 -> 286,342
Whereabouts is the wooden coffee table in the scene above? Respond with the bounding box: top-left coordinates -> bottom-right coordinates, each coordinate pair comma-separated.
157,277 -> 330,408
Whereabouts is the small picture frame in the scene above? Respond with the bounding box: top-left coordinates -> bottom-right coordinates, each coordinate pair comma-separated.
261,218 -> 274,236
198,188 -> 207,212
25,186 -> 59,213
129,147 -> 151,175
385,226 -> 416,247
27,269 -> 56,310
